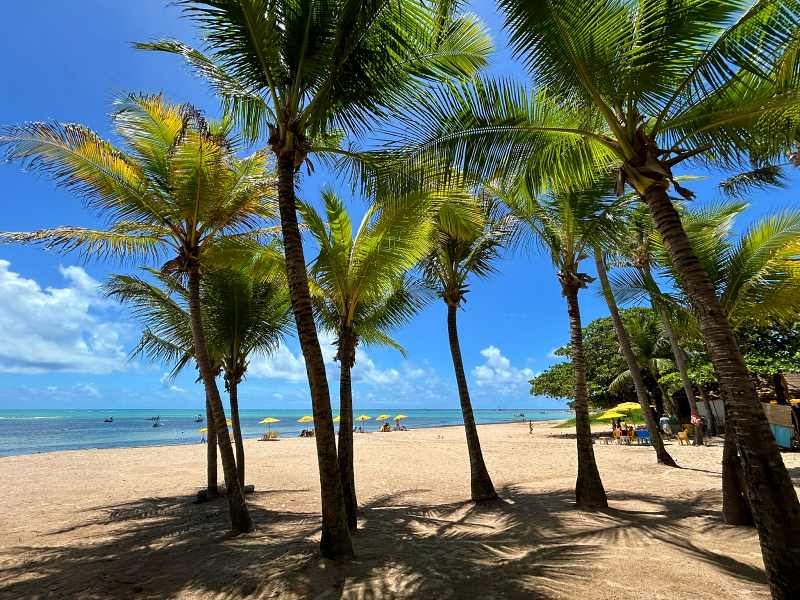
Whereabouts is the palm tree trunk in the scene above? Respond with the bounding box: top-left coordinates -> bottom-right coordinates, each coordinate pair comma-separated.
723,402 -> 754,526
593,251 -> 676,466
206,394 -> 218,496
337,329 -> 358,531
562,283 -> 608,509
229,378 -> 245,487
446,302 -> 498,501
643,185 -> 799,596
187,266 -> 253,534
276,153 -> 353,558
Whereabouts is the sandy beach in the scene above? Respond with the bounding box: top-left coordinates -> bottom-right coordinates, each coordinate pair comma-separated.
1,420 -> 798,599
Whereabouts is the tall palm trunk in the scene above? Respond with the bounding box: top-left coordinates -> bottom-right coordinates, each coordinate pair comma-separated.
275,153 -> 353,558
337,327 -> 358,531
722,400 -> 754,526
562,283 -> 608,509
187,266 -> 253,534
446,302 -> 497,501
229,377 -> 245,486
643,185 -> 799,596
206,394 -> 218,496
593,251 -> 676,466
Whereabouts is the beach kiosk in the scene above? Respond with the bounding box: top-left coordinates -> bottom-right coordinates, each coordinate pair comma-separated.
762,402 -> 798,449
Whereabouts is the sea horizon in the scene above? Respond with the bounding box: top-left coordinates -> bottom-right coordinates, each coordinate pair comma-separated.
0,407 -> 572,457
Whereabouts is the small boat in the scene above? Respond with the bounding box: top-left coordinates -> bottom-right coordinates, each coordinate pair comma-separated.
103,417 -> 113,423
152,416 -> 162,428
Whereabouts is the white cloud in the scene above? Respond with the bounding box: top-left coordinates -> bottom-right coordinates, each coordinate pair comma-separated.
472,345 -> 534,394
74,383 -> 101,398
351,350 -> 401,385
0,260 -> 127,374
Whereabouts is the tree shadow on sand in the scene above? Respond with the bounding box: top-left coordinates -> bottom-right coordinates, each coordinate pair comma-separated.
0,484 -> 766,599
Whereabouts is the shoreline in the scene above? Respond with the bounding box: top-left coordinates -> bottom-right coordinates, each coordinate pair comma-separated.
0,417 -> 569,459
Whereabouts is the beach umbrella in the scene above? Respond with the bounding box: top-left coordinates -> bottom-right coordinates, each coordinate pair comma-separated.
199,427 -> 208,433
394,414 -> 407,422
356,415 -> 371,422
597,411 -> 625,420
333,416 -> 341,423
259,417 -> 279,434
375,415 -> 391,421
297,415 -> 314,424
612,402 -> 642,425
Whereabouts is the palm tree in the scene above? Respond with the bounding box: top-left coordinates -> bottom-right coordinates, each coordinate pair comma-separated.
138,0 -> 492,558
106,268 -> 223,497
302,190 -> 431,530
420,193 -> 508,502
510,187 -> 614,508
0,95 -> 277,534
385,2 -> 800,583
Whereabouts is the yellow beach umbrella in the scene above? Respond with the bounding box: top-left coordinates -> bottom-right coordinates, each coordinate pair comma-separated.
375,415 -> 391,421
225,418 -> 233,426
356,415 -> 371,422
613,402 -> 641,413
333,416 -> 341,423
394,414 -> 407,421
598,411 -> 625,420
297,415 -> 314,424
259,417 -> 279,433
199,427 -> 208,433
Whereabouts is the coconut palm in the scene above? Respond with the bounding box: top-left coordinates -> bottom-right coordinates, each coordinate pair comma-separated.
376,2 -> 800,586
302,190 -> 431,530
420,193 -> 511,502
0,95 -> 279,533
106,268 -> 223,496
138,0 -> 492,557
107,264 -> 292,488
593,248 -> 679,464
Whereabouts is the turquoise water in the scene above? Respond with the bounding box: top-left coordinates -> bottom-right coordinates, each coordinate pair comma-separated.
0,408 -> 571,457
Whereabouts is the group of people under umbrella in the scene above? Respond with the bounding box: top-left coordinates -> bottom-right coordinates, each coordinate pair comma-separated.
597,402 -> 653,445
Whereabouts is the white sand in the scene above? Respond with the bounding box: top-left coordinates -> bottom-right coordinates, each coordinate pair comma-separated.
1,420 -> 797,599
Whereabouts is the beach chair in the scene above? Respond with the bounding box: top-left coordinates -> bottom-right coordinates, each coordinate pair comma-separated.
635,429 -> 651,445
611,428 -> 622,444
626,428 -> 635,445
267,430 -> 279,441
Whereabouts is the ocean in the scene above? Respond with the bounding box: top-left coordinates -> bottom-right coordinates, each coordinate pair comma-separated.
0,408 -> 571,457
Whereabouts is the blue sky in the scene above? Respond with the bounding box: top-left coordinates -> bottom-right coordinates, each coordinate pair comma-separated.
1,1 -> 797,411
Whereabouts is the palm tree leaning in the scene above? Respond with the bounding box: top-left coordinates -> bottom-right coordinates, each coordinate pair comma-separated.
303,190 -> 432,530
420,193 -> 513,502
0,95 -> 276,534
139,0 -> 492,558
593,248 -> 678,466
386,2 -> 800,589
